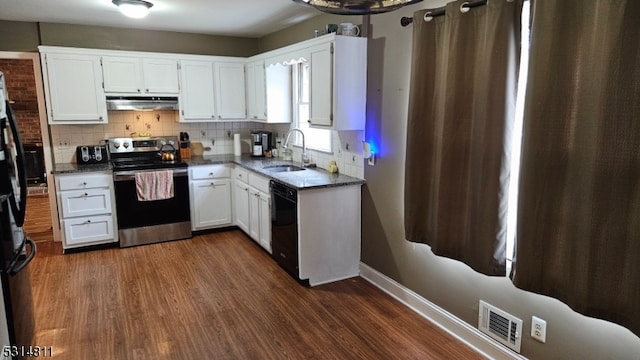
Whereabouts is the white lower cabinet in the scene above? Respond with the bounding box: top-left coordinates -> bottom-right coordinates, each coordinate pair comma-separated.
55,171 -> 117,250
189,165 -> 232,231
233,167 -> 271,253
63,215 -> 115,246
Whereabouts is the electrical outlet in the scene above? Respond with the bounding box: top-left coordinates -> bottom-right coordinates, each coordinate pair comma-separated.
57,138 -> 70,150
367,153 -> 376,166
531,316 -> 547,343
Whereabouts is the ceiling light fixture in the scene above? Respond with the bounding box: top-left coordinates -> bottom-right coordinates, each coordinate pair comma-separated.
112,0 -> 154,19
292,0 -> 423,15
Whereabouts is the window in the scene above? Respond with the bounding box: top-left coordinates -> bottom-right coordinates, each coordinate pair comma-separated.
291,62 -> 332,153
505,0 -> 531,268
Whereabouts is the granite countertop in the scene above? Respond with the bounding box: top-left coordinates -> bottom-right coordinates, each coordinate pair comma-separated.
53,162 -> 112,174
53,155 -> 365,190
188,155 -> 365,190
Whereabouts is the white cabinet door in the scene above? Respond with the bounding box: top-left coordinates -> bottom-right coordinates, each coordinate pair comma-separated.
43,53 -> 107,124
258,191 -> 271,253
190,179 -> 231,230
234,180 -> 250,233
142,58 -> 180,94
63,215 -> 115,246
102,57 -> 179,95
248,187 -> 260,241
102,56 -> 143,93
246,60 -> 266,121
305,35 -> 367,130
214,62 -> 246,119
309,42 -> 333,127
180,60 -> 216,121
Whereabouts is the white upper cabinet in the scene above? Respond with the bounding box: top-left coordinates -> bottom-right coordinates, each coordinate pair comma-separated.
179,60 -> 216,121
246,60 -> 267,121
247,60 -> 291,124
309,36 -> 367,130
41,52 -> 107,124
142,58 -> 180,94
214,62 -> 246,120
309,42 -> 333,127
179,60 -> 247,122
102,56 -> 179,95
101,56 -> 142,93
261,34 -> 366,130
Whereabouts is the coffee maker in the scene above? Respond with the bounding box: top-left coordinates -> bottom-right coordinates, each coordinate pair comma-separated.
251,131 -> 272,157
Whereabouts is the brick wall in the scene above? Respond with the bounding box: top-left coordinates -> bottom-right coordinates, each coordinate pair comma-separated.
0,59 -> 42,144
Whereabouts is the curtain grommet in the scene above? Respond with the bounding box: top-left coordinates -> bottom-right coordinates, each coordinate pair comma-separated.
424,11 -> 434,22
460,2 -> 470,13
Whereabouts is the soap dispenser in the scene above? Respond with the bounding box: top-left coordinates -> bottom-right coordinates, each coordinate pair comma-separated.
328,160 -> 339,173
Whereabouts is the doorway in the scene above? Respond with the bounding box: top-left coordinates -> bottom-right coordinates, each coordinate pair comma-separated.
0,52 -> 58,243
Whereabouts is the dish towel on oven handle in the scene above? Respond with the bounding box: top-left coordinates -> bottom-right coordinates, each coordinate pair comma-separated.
134,170 -> 174,201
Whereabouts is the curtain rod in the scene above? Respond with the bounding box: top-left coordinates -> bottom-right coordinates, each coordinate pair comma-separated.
401,0 -> 488,27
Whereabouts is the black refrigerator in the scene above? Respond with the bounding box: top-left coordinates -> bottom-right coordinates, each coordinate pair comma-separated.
0,71 -> 37,355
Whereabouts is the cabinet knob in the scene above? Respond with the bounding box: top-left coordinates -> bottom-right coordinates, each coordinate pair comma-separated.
146,89 -> 149,92
211,115 -> 215,119
86,219 -> 91,224
83,182 -> 87,185
99,116 -> 103,120
209,172 -> 213,176
218,115 -> 222,119
84,193 -> 88,196
137,89 -> 141,93
210,182 -> 214,187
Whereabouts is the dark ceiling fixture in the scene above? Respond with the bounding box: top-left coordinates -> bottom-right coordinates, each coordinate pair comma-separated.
292,0 -> 423,15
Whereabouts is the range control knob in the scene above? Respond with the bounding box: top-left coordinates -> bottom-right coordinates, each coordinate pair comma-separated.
123,142 -> 130,149
160,140 -> 166,146
168,140 -> 175,146
113,142 -> 121,149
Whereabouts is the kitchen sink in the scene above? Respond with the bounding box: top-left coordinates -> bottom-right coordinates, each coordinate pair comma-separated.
263,165 -> 306,173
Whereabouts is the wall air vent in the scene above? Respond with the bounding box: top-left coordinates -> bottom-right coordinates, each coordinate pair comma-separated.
478,300 -> 523,353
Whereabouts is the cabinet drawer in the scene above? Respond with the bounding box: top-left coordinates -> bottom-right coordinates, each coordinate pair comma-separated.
59,189 -> 112,218
234,167 -> 249,183
63,215 -> 115,246
249,173 -> 270,194
58,173 -> 112,191
190,165 -> 230,180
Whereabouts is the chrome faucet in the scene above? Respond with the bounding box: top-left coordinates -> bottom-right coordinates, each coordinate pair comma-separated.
283,128 -> 309,163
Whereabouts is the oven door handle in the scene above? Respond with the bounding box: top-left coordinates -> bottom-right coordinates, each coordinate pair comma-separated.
113,168 -> 188,181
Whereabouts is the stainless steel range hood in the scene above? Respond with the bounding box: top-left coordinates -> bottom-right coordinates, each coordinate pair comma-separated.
106,96 -> 179,111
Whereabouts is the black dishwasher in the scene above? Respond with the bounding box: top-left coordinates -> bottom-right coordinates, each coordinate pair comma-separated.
270,180 -> 300,280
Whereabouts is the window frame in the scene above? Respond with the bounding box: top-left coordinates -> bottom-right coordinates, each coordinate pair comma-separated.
290,61 -> 333,154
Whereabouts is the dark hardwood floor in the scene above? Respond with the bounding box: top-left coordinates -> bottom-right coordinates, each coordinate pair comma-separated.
24,197 -> 484,359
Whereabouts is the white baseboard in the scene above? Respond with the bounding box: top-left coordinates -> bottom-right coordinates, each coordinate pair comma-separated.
359,263 -> 528,360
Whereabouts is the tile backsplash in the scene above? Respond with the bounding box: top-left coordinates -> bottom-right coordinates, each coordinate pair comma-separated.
50,111 -> 365,179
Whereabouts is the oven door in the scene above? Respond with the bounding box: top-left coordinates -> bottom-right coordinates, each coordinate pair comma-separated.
113,168 -> 191,247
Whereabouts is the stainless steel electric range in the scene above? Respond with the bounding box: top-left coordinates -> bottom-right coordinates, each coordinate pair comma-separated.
107,136 -> 191,248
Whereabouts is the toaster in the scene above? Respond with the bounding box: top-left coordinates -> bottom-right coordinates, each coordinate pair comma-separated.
76,145 -> 108,165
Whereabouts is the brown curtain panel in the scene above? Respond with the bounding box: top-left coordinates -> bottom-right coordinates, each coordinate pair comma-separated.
404,0 -> 523,276
512,0 -> 640,336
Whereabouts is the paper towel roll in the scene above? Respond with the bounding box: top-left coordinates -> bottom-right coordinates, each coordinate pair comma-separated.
233,133 -> 241,156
